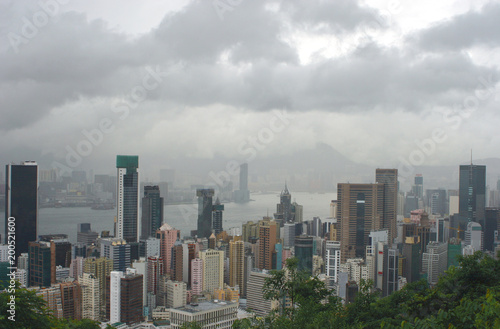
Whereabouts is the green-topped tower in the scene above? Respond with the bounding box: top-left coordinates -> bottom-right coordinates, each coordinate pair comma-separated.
116,155 -> 140,243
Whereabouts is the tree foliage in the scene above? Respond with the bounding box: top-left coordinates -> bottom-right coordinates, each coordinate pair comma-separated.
243,253 -> 500,329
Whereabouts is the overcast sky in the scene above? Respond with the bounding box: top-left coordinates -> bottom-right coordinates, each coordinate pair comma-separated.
1,0 -> 500,180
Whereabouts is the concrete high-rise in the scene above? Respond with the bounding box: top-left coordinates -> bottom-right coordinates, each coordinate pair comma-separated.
83,257 -> 113,321
116,155 -> 140,243
191,258 -> 203,295
465,221 -> 483,252
141,185 -> 164,240
156,223 -> 179,274
375,169 -> 398,244
147,256 -> 164,295
325,241 -> 341,287
107,269 -> 143,325
5,161 -> 38,262
422,242 -> 448,285
80,272 -> 100,321
199,249 -> 224,295
60,281 -> 82,320
229,239 -> 245,293
337,183 -> 385,262
166,280 -> 187,308
212,197 -> 224,235
197,189 -> 214,239
109,271 -> 124,323
247,270 -> 278,317
459,164 -> 486,229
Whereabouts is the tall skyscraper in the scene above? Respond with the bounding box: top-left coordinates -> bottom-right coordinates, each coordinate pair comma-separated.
247,270 -> 276,317
28,240 -> 54,287
459,164 -> 486,229
83,257 -> 113,321
212,197 -> 224,235
258,220 -> 277,270
80,272 -> 100,321
107,269 -> 143,325
191,258 -> 203,295
141,185 -> 164,240
229,239 -> 245,293
234,163 -> 250,203
116,155 -> 140,243
412,174 -> 424,200
172,241 -> 184,282
274,184 -> 292,222
422,242 -> 448,286
375,169 -> 398,245
382,246 -> 399,297
283,222 -> 295,248
109,271 -> 124,323
426,189 -> 447,216
156,223 -> 179,274
147,256 -> 164,295
59,281 -> 82,320
5,161 -> 38,262
197,189 -> 214,238
337,183 -> 385,262
199,249 -> 224,295
325,241 -> 341,287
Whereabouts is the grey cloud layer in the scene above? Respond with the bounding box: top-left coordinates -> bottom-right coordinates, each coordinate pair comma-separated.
1,0 -> 498,137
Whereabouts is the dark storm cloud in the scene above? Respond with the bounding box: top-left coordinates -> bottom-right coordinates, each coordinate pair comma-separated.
417,2 -> 500,51
150,0 -> 297,64
1,0 -> 498,135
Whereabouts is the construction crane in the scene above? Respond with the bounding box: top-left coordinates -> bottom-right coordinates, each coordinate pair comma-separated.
449,226 -> 463,242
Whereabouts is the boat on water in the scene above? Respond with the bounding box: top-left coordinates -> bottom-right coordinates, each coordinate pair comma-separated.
91,203 -> 115,210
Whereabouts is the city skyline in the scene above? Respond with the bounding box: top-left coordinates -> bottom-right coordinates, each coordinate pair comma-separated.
2,1 -> 500,327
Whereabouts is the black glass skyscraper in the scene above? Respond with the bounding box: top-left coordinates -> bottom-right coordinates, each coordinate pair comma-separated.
5,161 -> 38,262
116,155 -> 139,243
196,189 -> 214,238
141,185 -> 164,240
212,197 -> 224,235
295,235 -> 313,274
459,164 -> 486,227
375,169 -> 398,245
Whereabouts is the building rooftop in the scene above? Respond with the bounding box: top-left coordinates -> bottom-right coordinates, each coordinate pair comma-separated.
159,223 -> 175,231
173,301 -> 237,314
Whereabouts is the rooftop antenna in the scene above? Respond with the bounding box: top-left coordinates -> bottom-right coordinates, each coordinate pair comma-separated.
471,149 -> 473,165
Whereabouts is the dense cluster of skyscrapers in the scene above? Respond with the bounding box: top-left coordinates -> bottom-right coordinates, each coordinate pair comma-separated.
1,156 -> 500,328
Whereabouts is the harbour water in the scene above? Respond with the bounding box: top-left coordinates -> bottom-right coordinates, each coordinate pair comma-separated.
3,192 -> 336,243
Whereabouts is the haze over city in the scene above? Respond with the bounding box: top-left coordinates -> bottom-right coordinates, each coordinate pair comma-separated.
1,0 -> 500,188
